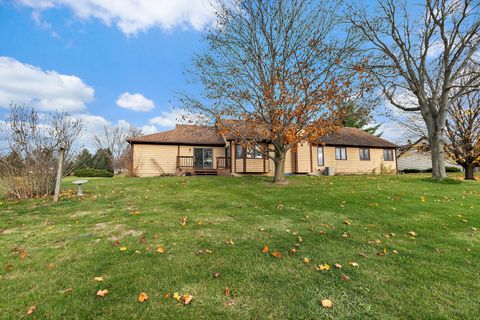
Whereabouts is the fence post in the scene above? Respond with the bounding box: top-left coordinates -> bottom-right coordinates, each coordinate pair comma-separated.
53,144 -> 66,202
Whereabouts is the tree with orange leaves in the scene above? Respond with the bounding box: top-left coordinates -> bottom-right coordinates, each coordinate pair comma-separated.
182,0 -> 370,184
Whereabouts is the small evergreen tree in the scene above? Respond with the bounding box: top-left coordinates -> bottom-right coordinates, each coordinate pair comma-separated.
342,104 -> 382,136
74,148 -> 93,169
91,149 -> 114,173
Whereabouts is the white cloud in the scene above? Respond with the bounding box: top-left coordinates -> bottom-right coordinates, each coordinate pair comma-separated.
149,109 -> 208,128
116,92 -> 154,112
17,0 -> 216,35
0,56 -> 94,112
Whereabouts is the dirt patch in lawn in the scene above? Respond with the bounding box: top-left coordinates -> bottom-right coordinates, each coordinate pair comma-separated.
93,222 -> 143,240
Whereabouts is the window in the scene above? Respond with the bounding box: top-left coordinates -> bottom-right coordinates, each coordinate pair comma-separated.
359,148 -> 370,161
236,144 -> 243,158
335,147 -> 347,160
247,144 -> 263,159
317,146 -> 324,166
384,149 -> 394,161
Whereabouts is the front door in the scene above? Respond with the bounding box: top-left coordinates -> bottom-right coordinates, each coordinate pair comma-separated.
194,148 -> 213,169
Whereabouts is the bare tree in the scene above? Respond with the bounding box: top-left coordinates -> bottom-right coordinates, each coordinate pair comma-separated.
183,0 -> 369,184
93,125 -> 142,174
348,0 -> 480,179
445,90 -> 480,179
0,104 -> 84,199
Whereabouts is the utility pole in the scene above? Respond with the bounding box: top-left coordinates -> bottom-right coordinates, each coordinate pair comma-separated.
53,143 -> 66,202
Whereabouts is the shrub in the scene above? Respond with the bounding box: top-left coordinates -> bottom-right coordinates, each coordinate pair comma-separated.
401,168 -> 422,173
425,167 -> 461,173
73,168 -> 114,178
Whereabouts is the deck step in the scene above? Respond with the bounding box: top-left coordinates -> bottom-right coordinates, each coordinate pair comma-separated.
194,169 -> 218,176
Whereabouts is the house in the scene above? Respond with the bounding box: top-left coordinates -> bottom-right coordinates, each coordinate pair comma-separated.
397,138 -> 462,172
127,123 -> 398,177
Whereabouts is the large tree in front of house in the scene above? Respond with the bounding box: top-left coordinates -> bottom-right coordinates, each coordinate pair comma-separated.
183,0 -> 367,184
348,0 -> 480,179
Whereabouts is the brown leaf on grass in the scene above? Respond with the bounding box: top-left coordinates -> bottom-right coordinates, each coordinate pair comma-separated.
225,239 -> 234,245
303,257 -> 311,264
62,288 -> 74,294
408,231 -> 418,237
182,294 -> 193,305
179,217 -> 188,227
213,272 -> 221,278
139,234 -> 147,244
340,274 -> 350,281
334,263 -> 342,269
6,263 -> 13,272
349,262 -> 359,268
225,287 -> 231,296
290,248 -> 297,254
138,292 -> 148,303
343,219 -> 351,225
19,249 -> 28,260
94,277 -> 104,282
130,210 -> 141,215
321,299 -> 333,308
120,246 -> 127,251
271,250 -> 282,258
262,245 -> 269,253
113,240 -> 120,247
298,236 -> 303,242
392,249 -> 399,254
96,289 -> 109,297
27,305 -> 36,315
47,263 -> 56,269
156,245 -> 165,253
163,293 -> 170,299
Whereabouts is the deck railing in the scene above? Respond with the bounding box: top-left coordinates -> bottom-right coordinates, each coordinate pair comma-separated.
176,156 -> 194,168
216,156 -> 230,169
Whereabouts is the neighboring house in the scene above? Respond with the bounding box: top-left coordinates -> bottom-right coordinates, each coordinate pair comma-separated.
127,123 -> 398,177
397,138 -> 462,171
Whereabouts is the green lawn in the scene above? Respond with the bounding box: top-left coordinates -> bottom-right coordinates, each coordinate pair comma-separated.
1,174 -> 479,319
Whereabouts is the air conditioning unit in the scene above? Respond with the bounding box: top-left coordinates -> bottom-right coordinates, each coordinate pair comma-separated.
325,167 -> 335,176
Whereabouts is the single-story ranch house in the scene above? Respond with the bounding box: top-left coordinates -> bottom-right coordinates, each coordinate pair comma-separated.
127,123 -> 398,177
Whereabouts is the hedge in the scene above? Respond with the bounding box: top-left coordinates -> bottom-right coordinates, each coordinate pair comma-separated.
73,168 -> 114,178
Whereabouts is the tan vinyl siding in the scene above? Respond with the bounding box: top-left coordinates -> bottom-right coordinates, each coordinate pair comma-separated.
133,144 -> 178,177
313,146 -> 397,174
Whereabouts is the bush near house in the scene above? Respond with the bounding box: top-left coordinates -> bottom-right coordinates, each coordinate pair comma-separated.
73,168 -> 114,178
425,166 -> 462,173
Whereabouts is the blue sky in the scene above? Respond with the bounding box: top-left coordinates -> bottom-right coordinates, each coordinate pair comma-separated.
0,0 -> 408,149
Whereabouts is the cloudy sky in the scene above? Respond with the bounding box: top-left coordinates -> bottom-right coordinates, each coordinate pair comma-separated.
0,0 -> 408,151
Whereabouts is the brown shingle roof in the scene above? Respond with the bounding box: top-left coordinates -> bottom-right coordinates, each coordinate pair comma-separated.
314,127 -> 397,148
127,124 -> 225,146
127,123 -> 397,148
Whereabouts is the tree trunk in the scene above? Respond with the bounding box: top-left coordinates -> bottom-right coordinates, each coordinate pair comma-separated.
273,148 -> 287,184
464,164 -> 476,180
428,127 -> 447,179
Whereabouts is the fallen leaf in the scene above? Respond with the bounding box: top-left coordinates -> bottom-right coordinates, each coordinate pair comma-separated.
47,263 -> 56,269
340,274 -> 350,281
6,263 -> 13,272
271,250 -> 282,258
225,287 -> 230,296
163,293 -> 170,299
321,299 -> 333,308
131,210 -> 141,215
408,231 -> 417,237
392,250 -> 399,254
334,263 -> 342,269
298,236 -> 303,242
96,289 -> 109,297
303,257 -> 311,264
182,294 -> 193,305
349,262 -> 359,268
343,219 -> 351,225
113,240 -> 120,247
173,292 -> 181,301
27,305 -> 36,315
156,245 -> 165,253
290,248 -> 297,254
316,264 -> 330,271
62,288 -> 74,294
138,292 -> 148,303
262,245 -> 269,253
19,249 -> 28,260
179,217 -> 188,227
213,272 -> 221,278
139,234 -> 147,244
225,239 -> 234,245
94,276 -> 104,282
120,246 -> 127,251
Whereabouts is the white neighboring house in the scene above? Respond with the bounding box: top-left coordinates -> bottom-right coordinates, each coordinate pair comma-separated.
397,138 -> 462,171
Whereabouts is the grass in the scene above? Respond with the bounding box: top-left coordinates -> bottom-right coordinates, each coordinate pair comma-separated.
0,174 -> 479,319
